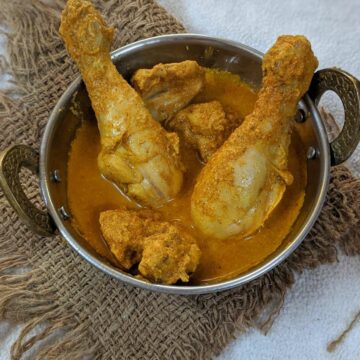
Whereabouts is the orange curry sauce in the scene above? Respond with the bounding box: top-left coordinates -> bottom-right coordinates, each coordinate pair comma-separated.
67,68 -> 307,284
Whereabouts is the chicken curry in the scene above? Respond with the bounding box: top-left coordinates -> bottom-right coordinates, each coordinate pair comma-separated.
67,68 -> 307,285
61,0 -> 317,285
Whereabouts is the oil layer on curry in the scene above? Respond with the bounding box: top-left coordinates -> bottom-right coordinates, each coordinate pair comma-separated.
60,0 -> 318,285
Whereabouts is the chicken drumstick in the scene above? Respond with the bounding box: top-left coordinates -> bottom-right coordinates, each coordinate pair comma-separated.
191,35 -> 318,239
60,0 -> 184,207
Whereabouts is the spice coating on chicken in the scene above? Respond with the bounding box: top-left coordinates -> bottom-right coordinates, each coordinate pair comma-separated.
191,35 -> 318,239
139,228 -> 200,284
131,61 -> 205,122
99,209 -> 201,284
60,0 -> 184,207
99,209 -> 162,269
167,100 -> 240,162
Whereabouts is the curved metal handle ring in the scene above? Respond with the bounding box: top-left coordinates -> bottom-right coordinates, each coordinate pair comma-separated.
309,68 -> 360,165
0,145 -> 55,236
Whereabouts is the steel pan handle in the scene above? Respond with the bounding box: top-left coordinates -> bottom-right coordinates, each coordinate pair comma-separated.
0,145 -> 55,236
309,68 -> 360,165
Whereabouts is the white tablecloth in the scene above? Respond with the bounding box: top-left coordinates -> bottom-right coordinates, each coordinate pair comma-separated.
1,0 -> 359,358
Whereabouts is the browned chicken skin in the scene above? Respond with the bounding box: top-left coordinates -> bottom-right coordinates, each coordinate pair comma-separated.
99,209 -> 201,284
131,61 -> 205,122
167,100 -> 240,162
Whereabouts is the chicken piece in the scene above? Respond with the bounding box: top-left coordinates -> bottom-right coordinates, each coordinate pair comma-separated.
167,100 -> 240,162
191,35 -> 318,239
99,209 -> 162,269
60,0 -> 184,207
99,209 -> 201,284
131,61 -> 205,122
139,228 -> 200,284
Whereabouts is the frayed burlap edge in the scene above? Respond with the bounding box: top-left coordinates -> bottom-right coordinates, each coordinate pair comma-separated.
0,1 -> 359,359
0,226 -> 97,359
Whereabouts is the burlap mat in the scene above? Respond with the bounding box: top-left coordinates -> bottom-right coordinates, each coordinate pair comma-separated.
0,1 -> 359,359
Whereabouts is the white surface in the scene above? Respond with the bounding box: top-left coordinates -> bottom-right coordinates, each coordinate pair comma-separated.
1,0 -> 360,358
218,255 -> 360,360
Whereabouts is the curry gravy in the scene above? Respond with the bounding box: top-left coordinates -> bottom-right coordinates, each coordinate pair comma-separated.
67,68 -> 307,284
